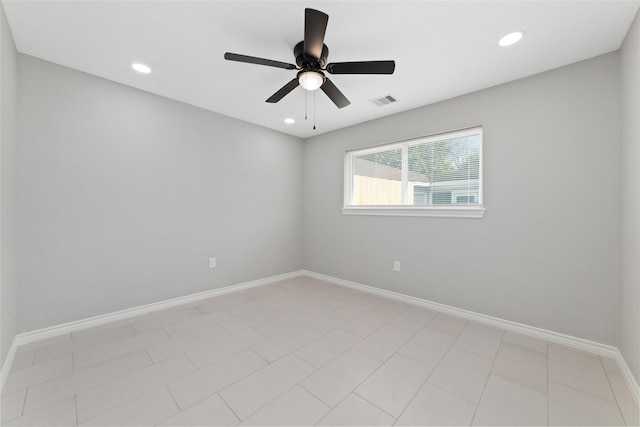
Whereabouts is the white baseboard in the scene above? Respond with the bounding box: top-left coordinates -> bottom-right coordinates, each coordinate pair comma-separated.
3,268 -> 638,405
13,270 -> 305,349
303,270 -> 640,402
0,338 -> 19,393
615,347 -> 640,407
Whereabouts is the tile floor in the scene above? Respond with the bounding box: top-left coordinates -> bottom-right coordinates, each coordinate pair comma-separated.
1,276 -> 638,426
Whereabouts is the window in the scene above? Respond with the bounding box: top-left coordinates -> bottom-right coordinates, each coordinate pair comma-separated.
343,127 -> 485,218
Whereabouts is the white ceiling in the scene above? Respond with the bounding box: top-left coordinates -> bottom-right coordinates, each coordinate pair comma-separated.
3,1 -> 639,138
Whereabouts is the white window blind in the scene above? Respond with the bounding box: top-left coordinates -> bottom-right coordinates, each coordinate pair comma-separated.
344,127 -> 485,218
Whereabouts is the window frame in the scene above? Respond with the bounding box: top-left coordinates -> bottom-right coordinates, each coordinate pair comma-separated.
342,127 -> 486,218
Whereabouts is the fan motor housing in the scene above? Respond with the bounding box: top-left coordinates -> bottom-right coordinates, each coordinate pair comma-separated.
294,41 -> 329,70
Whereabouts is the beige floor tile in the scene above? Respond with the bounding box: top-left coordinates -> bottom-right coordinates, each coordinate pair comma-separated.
146,323 -> 229,362
197,293 -> 254,314
398,327 -> 455,367
76,354 -> 195,422
549,342 -> 599,360
81,387 -> 179,426
224,296 -> 275,317
169,349 -> 267,410
253,313 -> 299,337
251,325 -> 321,362
24,349 -> 151,414
160,393 -> 240,426
607,373 -> 640,426
132,307 -> 203,334
4,396 -> 76,426
72,328 -> 169,370
374,299 -> 413,317
549,381 -> 625,426
389,306 -> 437,333
9,351 -> 34,373
502,331 -> 548,353
549,343 -> 615,402
355,353 -> 431,417
301,349 -> 382,408
3,279 -> 627,427
453,323 -> 504,360
186,328 -> 266,368
303,307 -> 361,334
244,284 -> 288,299
239,386 -> 330,426
2,355 -> 73,395
295,328 -> 361,368
301,298 -> 345,318
341,295 -> 387,315
1,389 -> 26,423
333,289 -> 370,303
342,310 -> 392,338
355,325 -> 413,361
71,313 -> 152,338
491,341 -> 547,393
472,375 -> 547,426
425,312 -> 468,336
396,383 -> 476,426
428,349 -> 493,404
316,393 -> 395,426
16,334 -> 71,353
163,310 -> 234,338
601,355 -> 623,376
271,294 -> 320,315
32,325 -> 135,365
219,354 -> 315,420
219,308 -> 281,333
160,299 -> 217,313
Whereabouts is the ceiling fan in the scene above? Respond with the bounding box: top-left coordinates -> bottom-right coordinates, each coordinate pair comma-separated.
224,8 -> 396,109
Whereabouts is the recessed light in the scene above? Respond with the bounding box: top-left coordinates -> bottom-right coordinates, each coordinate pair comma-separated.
131,63 -> 151,74
498,31 -> 524,47
284,118 -> 295,124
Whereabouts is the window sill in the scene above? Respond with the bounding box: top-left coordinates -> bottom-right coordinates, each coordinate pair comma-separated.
342,205 -> 486,218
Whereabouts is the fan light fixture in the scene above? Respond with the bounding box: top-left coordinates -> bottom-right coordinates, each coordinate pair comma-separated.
298,71 -> 325,91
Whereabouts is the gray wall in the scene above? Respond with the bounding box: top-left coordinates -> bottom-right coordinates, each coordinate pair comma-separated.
303,53 -> 621,346
620,10 -> 640,384
17,55 -> 304,332
1,4 -> 19,370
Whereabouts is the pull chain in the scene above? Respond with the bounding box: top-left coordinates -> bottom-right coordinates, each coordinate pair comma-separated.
313,90 -> 316,130
305,90 -> 308,121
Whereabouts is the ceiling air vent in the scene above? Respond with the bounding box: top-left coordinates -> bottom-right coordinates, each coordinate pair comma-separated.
370,94 -> 397,107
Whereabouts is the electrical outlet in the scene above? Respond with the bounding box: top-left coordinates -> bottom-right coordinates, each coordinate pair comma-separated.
393,261 -> 400,272
209,257 -> 216,268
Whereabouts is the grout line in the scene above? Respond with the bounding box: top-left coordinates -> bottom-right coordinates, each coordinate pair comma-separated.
167,348 -> 273,414
468,330 -> 504,425
390,362 -> 432,425
20,386 -> 28,418
217,391 -> 242,422
549,378 -> 622,405
352,390 -> 398,420
160,385 -> 183,424
599,356 -> 628,424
